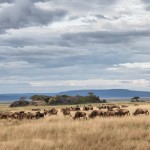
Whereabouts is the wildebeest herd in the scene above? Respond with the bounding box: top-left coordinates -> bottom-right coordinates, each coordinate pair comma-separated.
0,104 -> 149,120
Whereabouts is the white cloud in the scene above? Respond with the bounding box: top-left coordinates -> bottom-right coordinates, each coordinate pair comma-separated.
108,62 -> 150,70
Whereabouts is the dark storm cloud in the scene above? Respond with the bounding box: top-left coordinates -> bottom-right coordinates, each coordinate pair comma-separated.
0,0 -> 67,33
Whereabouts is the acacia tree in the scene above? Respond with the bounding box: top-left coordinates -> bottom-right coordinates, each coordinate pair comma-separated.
131,96 -> 140,102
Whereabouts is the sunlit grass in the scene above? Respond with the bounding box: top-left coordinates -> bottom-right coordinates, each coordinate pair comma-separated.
0,103 -> 150,150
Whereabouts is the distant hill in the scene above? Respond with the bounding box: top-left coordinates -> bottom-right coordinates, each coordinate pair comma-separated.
0,89 -> 150,102
58,89 -> 150,98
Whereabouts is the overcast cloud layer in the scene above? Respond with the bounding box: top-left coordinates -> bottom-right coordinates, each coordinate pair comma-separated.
0,0 -> 150,93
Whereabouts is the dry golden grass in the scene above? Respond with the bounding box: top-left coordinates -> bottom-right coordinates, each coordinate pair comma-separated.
0,103 -> 150,150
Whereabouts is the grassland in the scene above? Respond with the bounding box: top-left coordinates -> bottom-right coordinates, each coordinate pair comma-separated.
0,103 -> 150,150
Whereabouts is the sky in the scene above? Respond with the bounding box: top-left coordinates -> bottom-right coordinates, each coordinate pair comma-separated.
0,0 -> 150,93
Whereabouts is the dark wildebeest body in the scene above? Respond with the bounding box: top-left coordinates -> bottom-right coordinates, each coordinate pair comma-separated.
116,109 -> 130,116
133,108 -> 149,115
35,111 -> 44,119
107,105 -> 120,111
83,106 -> 90,111
104,110 -> 117,116
71,107 -> 80,111
48,108 -> 58,115
32,109 -> 41,111
61,108 -> 72,116
26,112 -> 35,119
88,110 -> 105,118
98,105 -> 119,110
73,112 -> 87,120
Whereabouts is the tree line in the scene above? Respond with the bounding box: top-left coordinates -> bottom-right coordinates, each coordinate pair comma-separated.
30,92 -> 107,105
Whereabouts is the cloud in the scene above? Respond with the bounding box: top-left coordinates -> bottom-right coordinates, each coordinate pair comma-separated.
62,30 -> 150,45
0,0 -> 14,3
142,0 -> 150,3
0,0 -> 50,4
108,62 -> 150,70
141,0 -> 150,10
0,0 -> 67,33
50,0 -> 117,9
0,0 -> 150,93
0,45 -> 90,57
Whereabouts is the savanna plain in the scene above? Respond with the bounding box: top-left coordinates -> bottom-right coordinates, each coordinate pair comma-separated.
0,102 -> 150,150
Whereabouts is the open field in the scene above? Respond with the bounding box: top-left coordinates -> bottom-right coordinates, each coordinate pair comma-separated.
0,103 -> 150,150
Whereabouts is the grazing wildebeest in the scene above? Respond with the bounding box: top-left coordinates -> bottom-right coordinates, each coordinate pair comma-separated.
35,111 -> 44,119
97,105 -> 103,109
73,112 -> 87,120
61,108 -> 72,116
88,110 -> 105,118
88,105 -> 93,110
48,108 -> 58,115
116,109 -> 130,116
121,105 -> 128,108
11,112 -> 19,119
0,113 -> 9,119
107,105 -> 120,111
17,111 -> 26,120
133,108 -> 149,115
83,106 -> 90,111
26,112 -> 35,119
98,105 -> 119,110
70,107 -> 80,111
104,110 -> 117,117
32,108 -> 41,111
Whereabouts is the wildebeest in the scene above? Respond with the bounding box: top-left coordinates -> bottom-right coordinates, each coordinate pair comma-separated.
35,111 -> 44,119
26,112 -> 35,119
104,110 -> 117,116
98,105 -> 120,110
70,107 -> 80,111
83,105 -> 93,111
48,108 -> 58,115
83,106 -> 90,111
88,110 -> 105,118
73,111 -> 87,120
107,105 -> 120,111
60,108 -> 72,116
133,108 -> 149,115
32,108 -> 41,111
116,109 -> 130,116
0,113 -> 9,119
121,105 -> 128,108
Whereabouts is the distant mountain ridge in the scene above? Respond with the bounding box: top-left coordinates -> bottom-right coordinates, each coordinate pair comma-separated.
0,89 -> 150,102
58,89 -> 150,98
